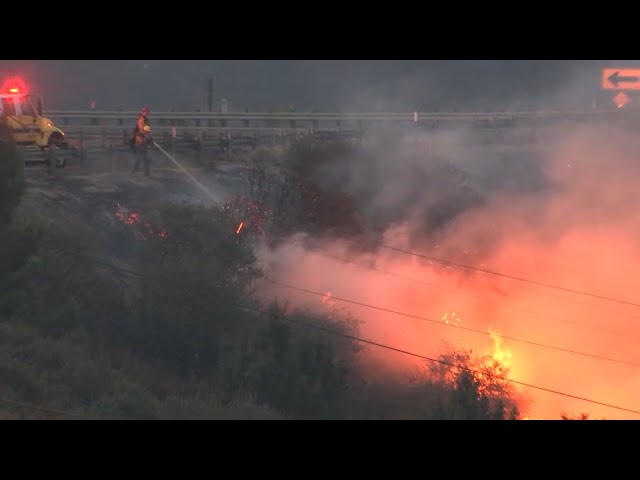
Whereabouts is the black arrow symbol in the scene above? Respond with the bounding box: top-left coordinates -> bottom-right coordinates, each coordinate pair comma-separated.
608,71 -> 639,86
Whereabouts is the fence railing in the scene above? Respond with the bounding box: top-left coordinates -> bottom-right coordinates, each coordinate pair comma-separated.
46,108 -> 627,132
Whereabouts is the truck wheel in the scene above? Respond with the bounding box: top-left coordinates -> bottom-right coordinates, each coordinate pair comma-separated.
48,136 -> 67,168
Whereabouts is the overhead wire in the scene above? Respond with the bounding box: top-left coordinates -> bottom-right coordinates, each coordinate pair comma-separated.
314,250 -> 636,340
45,250 -> 640,416
262,277 -> 640,368
379,243 -> 640,308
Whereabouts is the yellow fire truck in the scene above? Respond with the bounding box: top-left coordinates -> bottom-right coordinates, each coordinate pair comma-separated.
0,79 -> 73,167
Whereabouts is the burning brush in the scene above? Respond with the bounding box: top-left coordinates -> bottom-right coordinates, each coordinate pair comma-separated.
114,203 -> 168,240
224,195 -> 272,238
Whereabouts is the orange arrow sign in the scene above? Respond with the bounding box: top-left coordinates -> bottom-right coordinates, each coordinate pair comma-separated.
602,68 -> 640,90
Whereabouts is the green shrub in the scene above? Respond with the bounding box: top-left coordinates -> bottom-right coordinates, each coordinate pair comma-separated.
0,132 -> 24,226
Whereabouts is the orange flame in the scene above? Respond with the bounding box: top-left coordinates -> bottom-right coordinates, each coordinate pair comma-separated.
236,221 -> 245,235
488,326 -> 512,368
114,204 -> 168,239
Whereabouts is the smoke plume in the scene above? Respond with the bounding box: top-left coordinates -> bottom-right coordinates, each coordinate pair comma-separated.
255,119 -> 640,420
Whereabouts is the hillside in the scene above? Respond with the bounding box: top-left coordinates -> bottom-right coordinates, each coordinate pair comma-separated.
0,138 -> 540,420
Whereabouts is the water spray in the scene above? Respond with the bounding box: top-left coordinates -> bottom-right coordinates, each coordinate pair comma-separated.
153,141 -> 219,205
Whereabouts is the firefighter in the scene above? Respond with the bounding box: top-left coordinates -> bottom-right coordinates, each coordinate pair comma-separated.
132,106 -> 153,176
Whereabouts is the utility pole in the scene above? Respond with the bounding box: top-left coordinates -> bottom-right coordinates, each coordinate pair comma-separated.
207,77 -> 215,112
207,77 -> 215,127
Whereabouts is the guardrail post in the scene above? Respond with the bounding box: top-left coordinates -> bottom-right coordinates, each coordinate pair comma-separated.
118,108 -> 123,127
197,130 -> 203,151
195,109 -> 201,128
91,102 -> 98,126
266,108 -> 273,128
244,108 -> 249,128
172,126 -> 176,154
171,108 -> 176,127
79,147 -> 87,168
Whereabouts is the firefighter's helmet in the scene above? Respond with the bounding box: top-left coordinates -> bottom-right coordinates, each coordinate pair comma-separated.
142,106 -> 150,115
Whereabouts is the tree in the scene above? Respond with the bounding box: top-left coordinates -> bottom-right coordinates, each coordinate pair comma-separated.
0,128 -> 25,226
126,202 -> 261,377
218,304 -> 360,419
561,413 -> 590,420
424,349 -> 521,420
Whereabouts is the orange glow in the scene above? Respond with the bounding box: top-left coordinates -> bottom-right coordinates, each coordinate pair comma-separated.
613,92 -> 630,108
257,124 -> 640,420
442,311 -> 461,326
115,204 -> 168,240
488,326 -> 512,369
322,291 -> 337,308
236,221 -> 245,235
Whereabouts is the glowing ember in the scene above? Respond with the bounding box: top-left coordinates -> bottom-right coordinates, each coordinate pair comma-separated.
488,326 -> 512,368
223,195 -> 271,238
442,311 -> 462,341
442,311 -> 461,326
114,203 -> 168,240
322,291 -> 337,308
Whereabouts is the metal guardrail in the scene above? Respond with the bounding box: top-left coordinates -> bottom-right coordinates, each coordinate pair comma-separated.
30,127 -> 366,170
46,109 -> 628,131
20,108 -> 636,170
47,109 -> 617,120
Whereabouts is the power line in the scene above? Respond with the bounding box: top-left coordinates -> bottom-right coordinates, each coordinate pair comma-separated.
319,251 -> 636,341
291,236 -> 639,317
49,248 -> 147,278
232,303 -> 640,417
0,396 -> 90,420
263,277 -> 640,369
57,250 -> 640,368
49,251 -> 640,415
379,244 -> 640,309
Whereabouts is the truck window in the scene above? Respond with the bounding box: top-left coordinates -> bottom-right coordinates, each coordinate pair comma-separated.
18,97 -> 36,116
2,98 -> 16,116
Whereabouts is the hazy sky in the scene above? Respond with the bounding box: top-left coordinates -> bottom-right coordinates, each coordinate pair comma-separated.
0,60 -> 632,112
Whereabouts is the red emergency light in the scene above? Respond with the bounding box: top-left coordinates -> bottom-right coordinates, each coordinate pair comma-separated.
1,76 -> 28,95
